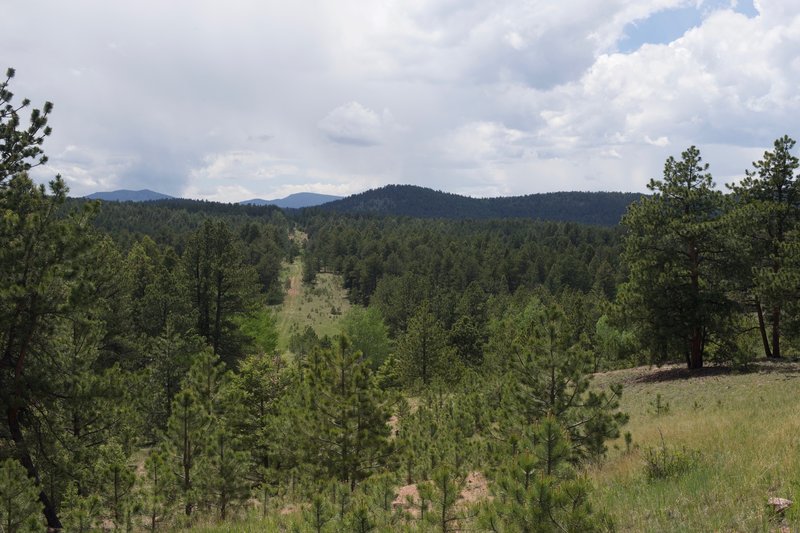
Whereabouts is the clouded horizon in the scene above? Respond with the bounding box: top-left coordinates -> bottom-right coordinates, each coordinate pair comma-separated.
2,0 -> 797,202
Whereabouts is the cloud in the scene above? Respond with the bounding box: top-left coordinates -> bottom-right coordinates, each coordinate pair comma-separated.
2,0 -> 799,200
318,102 -> 388,146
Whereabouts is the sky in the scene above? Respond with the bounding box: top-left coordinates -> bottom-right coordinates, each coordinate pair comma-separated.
1,0 -> 798,202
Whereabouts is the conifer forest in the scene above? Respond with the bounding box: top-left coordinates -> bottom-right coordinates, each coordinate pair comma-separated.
4,68 -> 800,532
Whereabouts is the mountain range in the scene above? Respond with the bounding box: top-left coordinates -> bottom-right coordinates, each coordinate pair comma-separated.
240,192 -> 342,208
83,185 -> 641,226
84,190 -> 342,208
85,189 -> 174,202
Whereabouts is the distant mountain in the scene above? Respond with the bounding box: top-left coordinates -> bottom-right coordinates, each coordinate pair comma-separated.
316,185 -> 642,226
240,192 -> 342,209
85,189 -> 175,202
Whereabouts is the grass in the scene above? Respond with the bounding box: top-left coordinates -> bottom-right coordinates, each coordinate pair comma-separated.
589,360 -> 800,532
272,257 -> 351,351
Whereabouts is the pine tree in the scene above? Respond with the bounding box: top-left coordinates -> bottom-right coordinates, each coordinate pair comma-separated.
96,442 -> 137,531
497,298 -> 627,459
60,483 -> 102,533
0,458 -> 43,533
183,219 -> 260,364
166,388 -> 208,517
291,336 -> 392,491
620,146 -> 735,369
1,70 -> 91,529
727,135 -> 800,358
426,465 -> 464,533
196,427 -> 250,520
395,301 -> 455,386
140,448 -> 175,532
482,417 -> 605,533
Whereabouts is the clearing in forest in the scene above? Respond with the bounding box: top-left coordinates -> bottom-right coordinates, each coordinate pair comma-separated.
272,256 -> 351,351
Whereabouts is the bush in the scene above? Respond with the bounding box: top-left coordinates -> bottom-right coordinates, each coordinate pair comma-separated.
643,435 -> 700,481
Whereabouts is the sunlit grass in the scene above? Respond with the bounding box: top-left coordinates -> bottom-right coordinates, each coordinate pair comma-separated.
590,361 -> 800,531
272,257 -> 351,351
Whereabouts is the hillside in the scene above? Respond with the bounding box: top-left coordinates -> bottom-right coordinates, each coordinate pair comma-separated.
241,192 -> 342,208
591,361 -> 800,531
315,184 -> 642,226
84,189 -> 175,201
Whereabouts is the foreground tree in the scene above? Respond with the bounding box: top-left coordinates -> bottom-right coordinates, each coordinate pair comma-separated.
494,298 -> 627,459
288,336 -> 393,491
0,458 -> 43,533
620,146 -> 735,369
481,417 -> 606,533
0,68 -> 112,529
728,135 -> 800,358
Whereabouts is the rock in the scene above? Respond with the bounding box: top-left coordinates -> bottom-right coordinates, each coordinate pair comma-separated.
767,497 -> 792,513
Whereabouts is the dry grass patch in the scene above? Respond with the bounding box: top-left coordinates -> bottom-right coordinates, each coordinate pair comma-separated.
590,360 -> 800,532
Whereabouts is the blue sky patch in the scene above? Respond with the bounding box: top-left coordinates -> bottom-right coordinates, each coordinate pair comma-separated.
618,0 -> 759,53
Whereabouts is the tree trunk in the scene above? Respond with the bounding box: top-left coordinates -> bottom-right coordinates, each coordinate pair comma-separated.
689,327 -> 703,369
755,297 -> 772,357
213,271 -> 223,356
772,306 -> 781,358
8,407 -> 63,529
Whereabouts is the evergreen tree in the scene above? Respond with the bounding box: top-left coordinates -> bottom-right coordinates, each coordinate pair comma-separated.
426,465 -> 464,533
620,146 -> 735,369
165,388 -> 208,517
96,442 -> 137,531
290,336 -> 393,491
183,219 -> 260,364
728,135 -> 800,358
494,298 -> 627,459
481,417 -> 606,533
60,483 -> 102,533
395,301 -> 455,386
0,458 -> 43,533
0,68 -> 131,529
232,352 -> 290,487
140,448 -> 175,532
196,427 -> 250,520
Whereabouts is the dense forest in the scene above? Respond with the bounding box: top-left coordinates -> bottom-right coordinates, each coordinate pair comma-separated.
4,69 -> 800,531
314,185 -> 641,226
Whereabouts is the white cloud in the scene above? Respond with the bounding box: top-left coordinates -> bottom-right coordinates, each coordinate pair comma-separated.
2,0 -> 799,199
318,102 -> 387,146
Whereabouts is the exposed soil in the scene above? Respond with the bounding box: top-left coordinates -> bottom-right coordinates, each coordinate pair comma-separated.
391,470 -> 491,518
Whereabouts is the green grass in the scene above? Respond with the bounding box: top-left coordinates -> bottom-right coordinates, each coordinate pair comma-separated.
589,361 -> 800,532
272,257 -> 351,351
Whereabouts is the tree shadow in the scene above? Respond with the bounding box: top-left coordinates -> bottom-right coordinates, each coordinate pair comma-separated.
629,358 -> 800,384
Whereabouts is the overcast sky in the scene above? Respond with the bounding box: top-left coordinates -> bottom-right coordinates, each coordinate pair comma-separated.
2,0 -> 798,201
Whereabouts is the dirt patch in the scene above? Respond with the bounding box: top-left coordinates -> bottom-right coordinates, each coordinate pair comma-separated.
460,471 -> 490,505
393,483 -> 420,517
287,274 -> 300,298
392,471 -> 490,518
280,504 -> 300,516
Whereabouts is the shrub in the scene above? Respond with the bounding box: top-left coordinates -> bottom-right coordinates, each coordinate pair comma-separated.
643,435 -> 700,481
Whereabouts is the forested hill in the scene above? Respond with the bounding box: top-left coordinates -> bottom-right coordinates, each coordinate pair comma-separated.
315,184 -> 642,226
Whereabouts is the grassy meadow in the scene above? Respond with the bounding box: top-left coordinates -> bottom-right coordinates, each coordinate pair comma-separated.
272,256 -> 351,351
590,361 -> 800,532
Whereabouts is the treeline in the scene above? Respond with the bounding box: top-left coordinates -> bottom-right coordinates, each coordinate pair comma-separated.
73,198 -> 295,302
314,184 -> 640,226
302,214 -> 622,323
